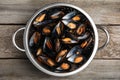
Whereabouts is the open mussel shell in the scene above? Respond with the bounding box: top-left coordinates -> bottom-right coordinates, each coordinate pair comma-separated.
52,22 -> 64,37
51,11 -> 64,19
62,20 -> 77,29
43,37 -> 53,51
37,56 -> 55,67
68,55 -> 83,64
43,37 -> 56,58
66,46 -> 82,58
33,20 -> 53,28
54,38 -> 61,52
56,49 -> 68,63
56,63 -> 71,71
42,26 -> 51,35
36,48 -> 42,56
76,24 -> 86,35
62,37 -> 78,44
62,11 -> 77,20
29,32 -> 41,47
77,31 -> 90,40
80,36 -> 93,49
33,13 -> 46,24
72,15 -> 81,21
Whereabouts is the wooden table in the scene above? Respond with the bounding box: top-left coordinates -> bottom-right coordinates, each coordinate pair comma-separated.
0,0 -> 120,80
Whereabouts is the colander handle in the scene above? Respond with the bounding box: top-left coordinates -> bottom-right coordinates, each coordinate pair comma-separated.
97,26 -> 110,50
12,27 -> 25,52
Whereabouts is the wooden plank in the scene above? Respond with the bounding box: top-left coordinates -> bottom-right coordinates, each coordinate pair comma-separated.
0,59 -> 119,80
0,25 -> 120,59
0,0 -> 119,24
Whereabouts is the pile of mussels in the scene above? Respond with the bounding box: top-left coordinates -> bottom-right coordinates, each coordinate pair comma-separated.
29,6 -> 94,72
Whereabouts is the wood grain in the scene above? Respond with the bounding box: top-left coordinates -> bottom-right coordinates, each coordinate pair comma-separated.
0,25 -> 120,59
0,0 -> 119,24
0,59 -> 119,80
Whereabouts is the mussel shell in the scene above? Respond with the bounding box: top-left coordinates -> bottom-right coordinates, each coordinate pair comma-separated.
43,37 -> 53,51
76,24 -> 86,35
33,20 -> 53,27
77,32 -> 90,40
62,11 -> 77,20
56,49 -> 68,63
56,63 -> 71,71
62,20 -> 77,29
29,32 -> 41,47
80,36 -> 93,49
72,15 -> 81,21
52,22 -> 64,37
33,14 -> 46,24
36,48 -> 42,56
37,56 -> 55,67
42,26 -> 51,35
62,37 -> 78,44
68,55 -> 83,64
54,38 -> 61,52
66,46 -> 82,58
51,11 -> 64,19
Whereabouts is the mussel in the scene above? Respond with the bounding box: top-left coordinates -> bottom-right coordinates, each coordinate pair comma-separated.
56,63 -> 71,70
37,56 -> 55,67
77,32 -> 90,40
36,48 -> 42,56
72,15 -> 81,21
51,11 -> 64,19
68,55 -> 83,63
52,22 -> 64,37
54,38 -> 61,52
62,11 -> 77,20
43,37 -> 53,51
80,36 -> 93,49
29,32 -> 41,47
56,49 -> 68,63
62,20 -> 77,29
34,13 -> 46,23
34,20 -> 53,27
62,37 -> 78,44
66,46 -> 83,64
42,26 -> 51,35
76,24 -> 86,35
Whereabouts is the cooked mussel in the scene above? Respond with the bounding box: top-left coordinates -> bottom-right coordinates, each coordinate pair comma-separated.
56,63 -> 71,70
51,11 -> 64,19
37,56 -> 55,67
77,32 -> 90,40
72,15 -> 81,21
36,48 -> 42,56
76,24 -> 86,35
62,37 -> 78,44
54,38 -> 61,52
62,11 -> 77,20
33,13 -> 46,24
56,49 -> 68,63
42,26 -> 51,35
29,32 -> 41,47
62,20 -> 76,29
80,36 -> 93,48
68,55 -> 83,63
43,37 -> 53,51
66,46 -> 82,58
52,22 -> 64,37
34,20 -> 53,27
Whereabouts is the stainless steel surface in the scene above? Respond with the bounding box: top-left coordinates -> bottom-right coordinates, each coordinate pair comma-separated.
12,27 -> 25,52
12,3 -> 109,77
97,26 -> 110,50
